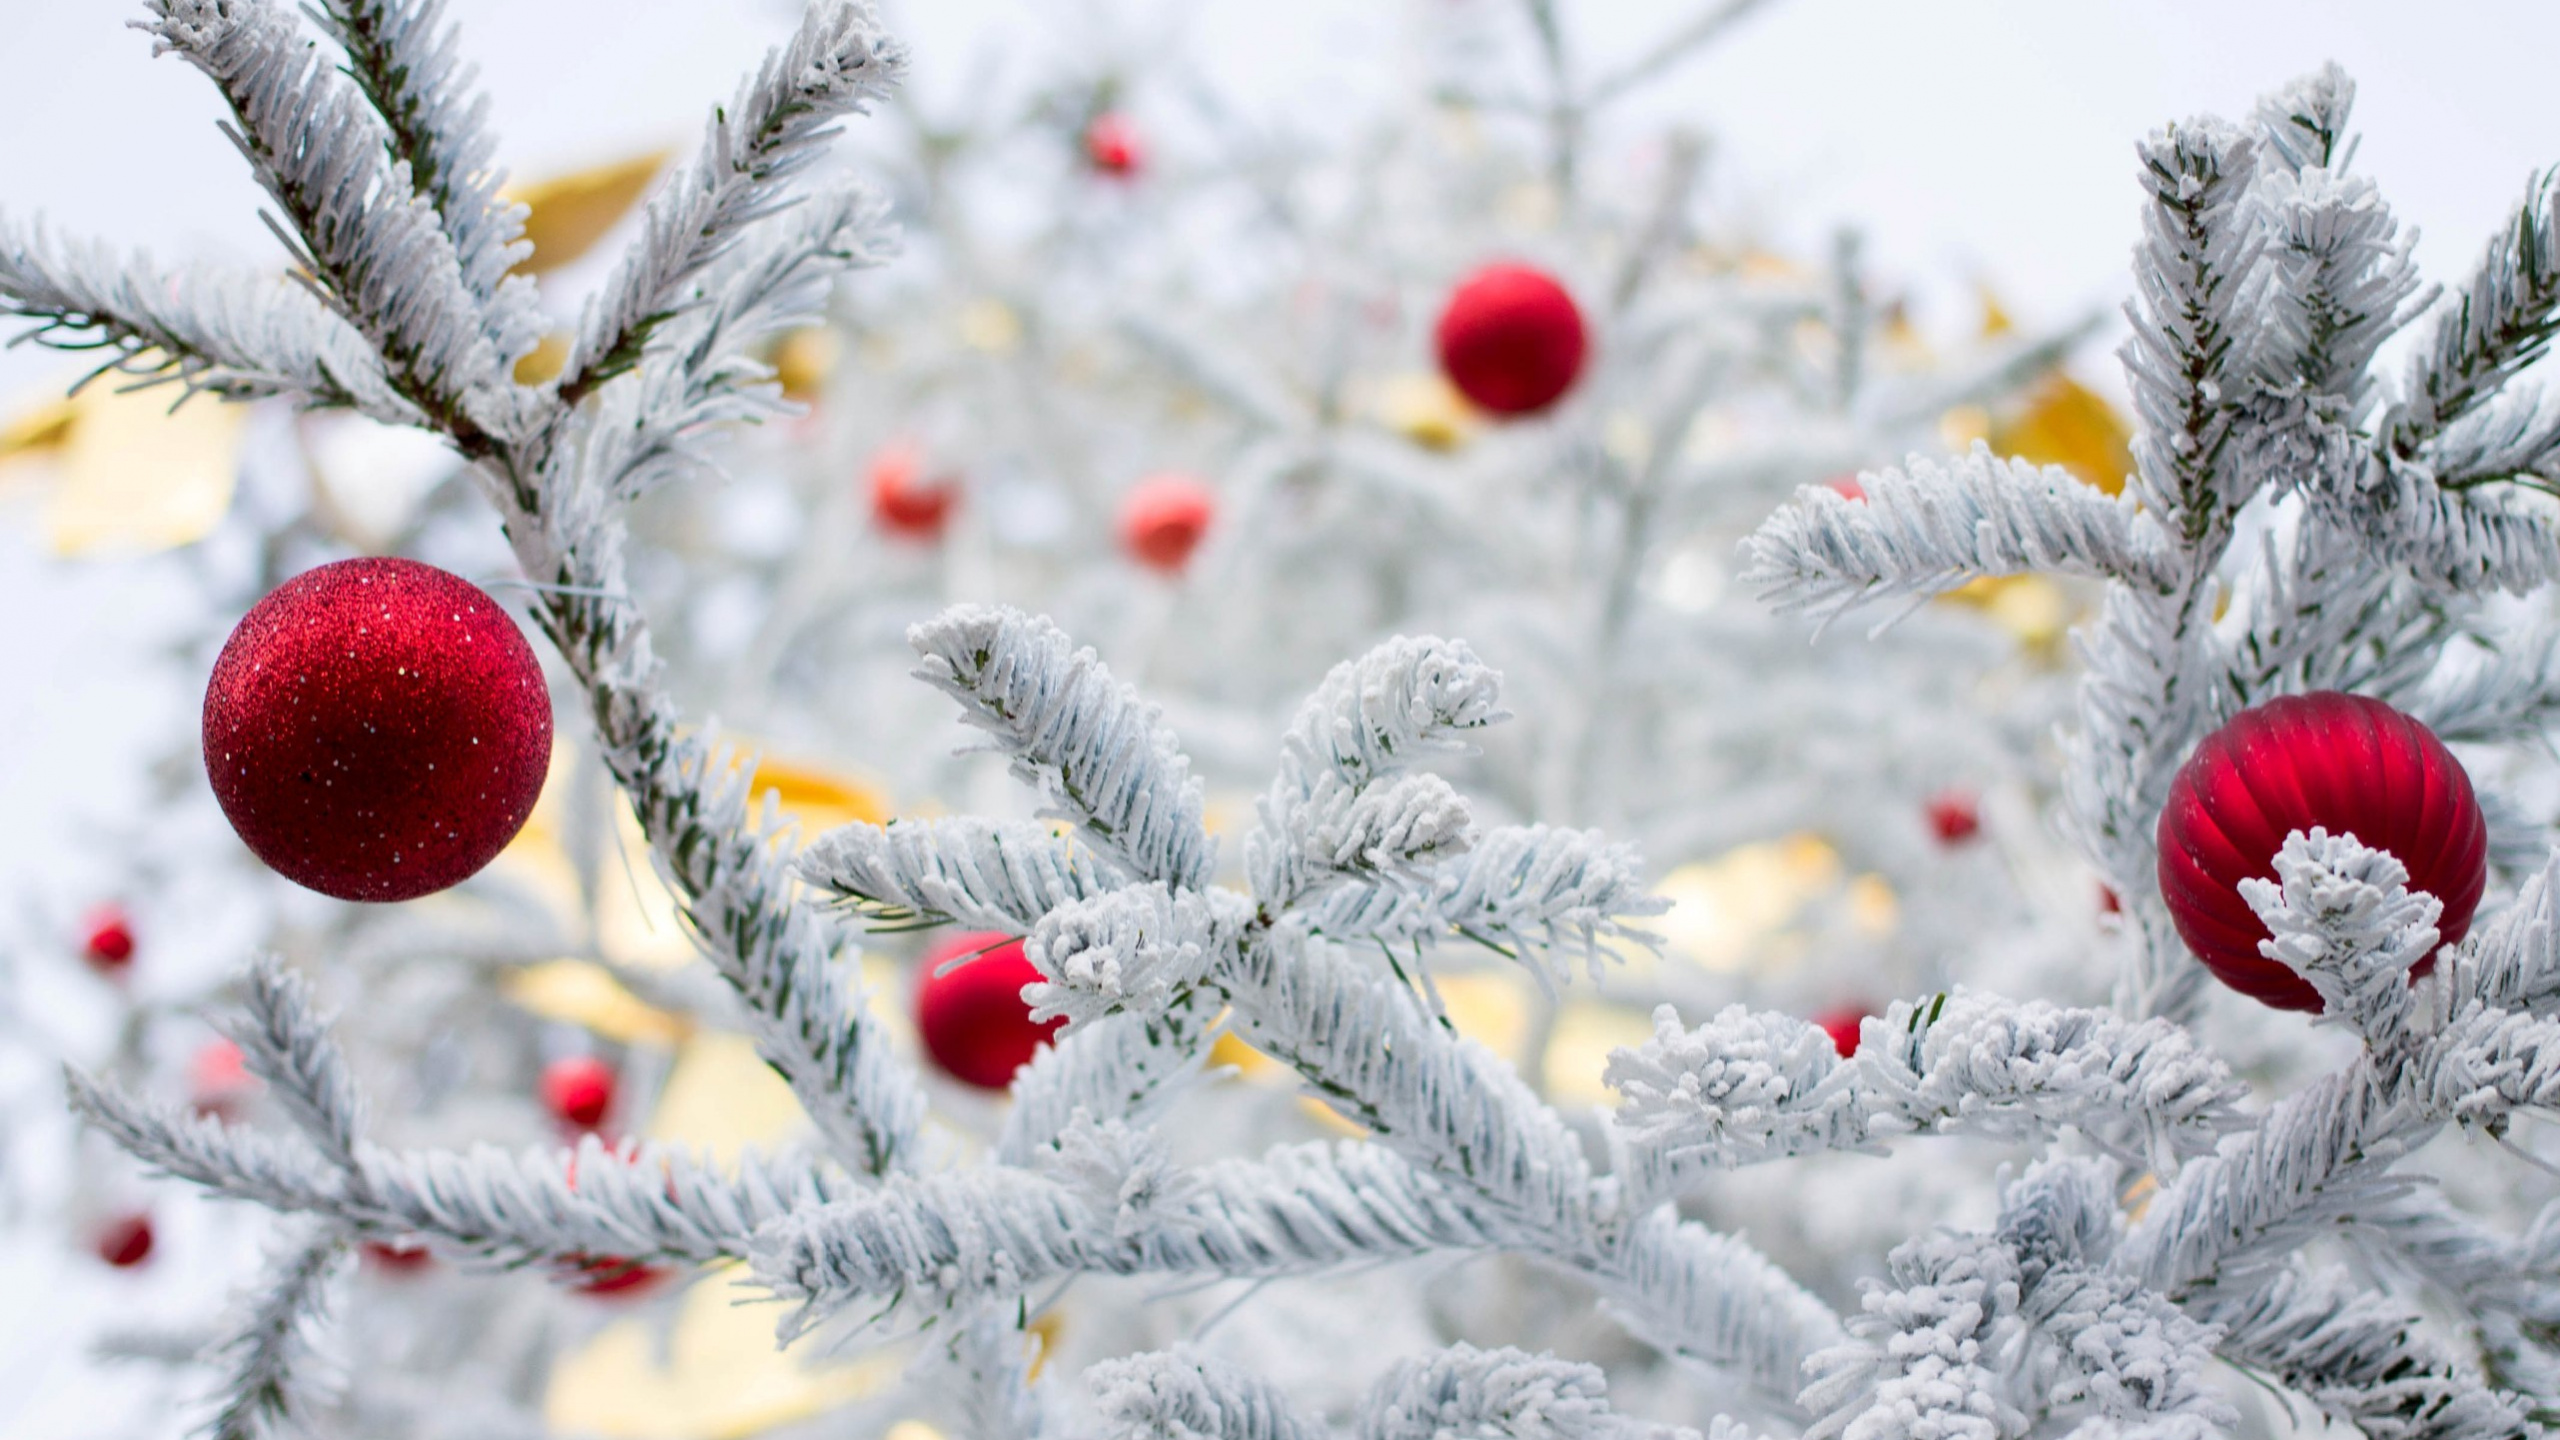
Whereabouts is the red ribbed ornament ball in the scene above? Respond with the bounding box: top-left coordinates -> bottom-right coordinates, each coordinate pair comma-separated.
1119,474 -> 1215,574
202,558 -> 552,903
2157,691 -> 2488,1012
916,932 -> 1065,1090
1434,262 -> 1588,416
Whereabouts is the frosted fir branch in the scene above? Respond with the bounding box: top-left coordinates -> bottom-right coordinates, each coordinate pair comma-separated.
559,0 -> 902,402
940,1311 -> 1051,1440
224,956 -> 368,1179
1604,993 -> 2245,1204
2249,62 -> 2356,177
2120,115 -> 2263,547
2238,828 -> 2442,1048
1302,825 -> 1665,986
2426,384 -> 2560,490
2383,170 -> 2560,460
2355,1192 -> 2560,1334
1024,884 -> 1254,1033
0,215 -> 421,419
1740,447 -> 2173,626
1799,1229 -> 2026,1440
2224,513 -> 2445,713
2449,853 -> 2560,1015
139,0 -> 504,436
1091,1349 -> 1327,1440
1359,1344 -> 1693,1440
1585,1208 -> 1847,1415
995,990 -> 1223,1165
2313,454 -> 2560,595
203,1228 -> 346,1440
305,0 -> 540,367
65,1068 -> 347,1215
799,816 -> 1116,932
2190,1264 -> 2539,1440
1252,637 -> 1506,910
911,606 -> 1215,892
2243,163 -> 2420,405
752,1139 -> 1504,1340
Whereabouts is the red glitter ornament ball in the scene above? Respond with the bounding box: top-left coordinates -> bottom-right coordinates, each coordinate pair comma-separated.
541,1055 -> 617,1131
1084,112 -> 1143,176
1434,262 -> 1588,416
1926,790 -> 1982,846
1119,474 -> 1215,574
1813,1006 -> 1867,1059
202,558 -> 552,903
96,1212 -> 154,1268
2157,691 -> 2488,1012
869,439 -> 960,540
80,904 -> 136,975
916,932 -> 1065,1090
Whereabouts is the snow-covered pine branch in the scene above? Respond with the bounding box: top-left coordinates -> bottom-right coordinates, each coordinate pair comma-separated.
1740,447 -> 2173,624
139,0 -> 505,437
1358,1344 -> 1690,1440
799,816 -> 1116,932
2384,169 -> 2560,461
2239,828 -> 2441,1047
1091,1349 -> 1327,1440
1024,883 -> 1255,1032
911,605 -> 1215,891
558,0 -> 902,402
224,956 -> 368,1178
1301,824 -> 1664,987
203,1228 -> 348,1440
0,216 -> 423,419
2248,61 -> 2354,177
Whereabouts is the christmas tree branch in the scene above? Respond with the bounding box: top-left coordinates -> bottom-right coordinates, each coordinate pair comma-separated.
2384,169 -> 2560,460
1301,824 -> 1664,987
799,816 -> 1115,933
1356,1344 -> 1689,1440
203,1227 -> 348,1440
223,956 -> 369,1179
1088,1348 -> 1327,1440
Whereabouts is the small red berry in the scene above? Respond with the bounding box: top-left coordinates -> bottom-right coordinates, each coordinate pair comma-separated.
1813,1007 -> 1867,1060
1926,790 -> 1982,845
1084,112 -> 1142,177
1434,262 -> 1589,417
541,1055 -> 616,1131
1118,475 -> 1215,574
96,1212 -> 154,1268
869,439 -> 960,540
81,905 -> 136,974
915,932 -> 1066,1090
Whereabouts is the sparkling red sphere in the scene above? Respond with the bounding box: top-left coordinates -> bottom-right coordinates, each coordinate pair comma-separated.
869,439 -> 960,540
202,558 -> 553,903
2157,691 -> 2488,1012
916,932 -> 1066,1090
1926,790 -> 1983,845
1433,262 -> 1589,417
541,1055 -> 617,1130
80,904 -> 136,975
95,1212 -> 154,1268
1119,474 -> 1216,574
1084,112 -> 1143,176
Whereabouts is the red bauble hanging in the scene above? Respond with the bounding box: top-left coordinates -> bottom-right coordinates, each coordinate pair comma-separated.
80,904 -> 136,976
915,932 -> 1065,1090
1926,790 -> 1982,846
541,1055 -> 617,1131
869,439 -> 960,540
1118,475 -> 1215,574
1084,112 -> 1143,177
1433,262 -> 1589,417
2157,691 -> 2488,1012
1813,1006 -> 1867,1059
202,557 -> 552,903
95,1212 -> 154,1268
192,1038 -> 256,1121
363,1241 -> 434,1274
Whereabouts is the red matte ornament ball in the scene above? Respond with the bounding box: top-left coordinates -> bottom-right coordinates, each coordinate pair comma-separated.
916,932 -> 1065,1090
2157,691 -> 2488,1012
1084,112 -> 1142,176
1434,262 -> 1589,416
541,1055 -> 616,1131
96,1212 -> 154,1268
202,557 -> 551,903
81,905 -> 136,975
1926,790 -> 1982,846
1119,475 -> 1215,574
869,439 -> 960,539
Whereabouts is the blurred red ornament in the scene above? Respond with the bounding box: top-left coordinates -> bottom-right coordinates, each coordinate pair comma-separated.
1926,790 -> 1982,845
192,1038 -> 255,1119
1434,262 -> 1588,416
868,439 -> 960,540
363,1241 -> 434,1274
2158,691 -> 2487,1012
202,557 -> 553,902
96,1212 -> 154,1268
541,1055 -> 616,1131
916,932 -> 1065,1090
80,904 -> 136,975
2098,884 -> 2122,916
1813,1006 -> 1867,1059
568,1255 -> 667,1297
1118,475 -> 1215,574
1825,475 -> 1867,502
1084,112 -> 1143,176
